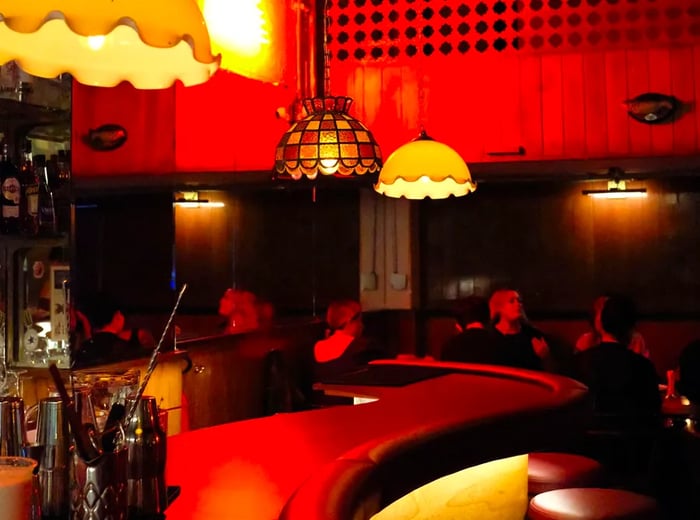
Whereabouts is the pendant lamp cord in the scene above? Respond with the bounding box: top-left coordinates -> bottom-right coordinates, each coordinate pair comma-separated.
392,201 -> 399,274
417,0 -> 427,133
315,0 -> 331,98
371,196 -> 378,275
311,185 -> 317,318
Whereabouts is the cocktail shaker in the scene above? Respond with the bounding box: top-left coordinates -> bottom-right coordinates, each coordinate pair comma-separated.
0,396 -> 27,456
125,395 -> 166,516
36,396 -> 71,518
70,448 -> 127,520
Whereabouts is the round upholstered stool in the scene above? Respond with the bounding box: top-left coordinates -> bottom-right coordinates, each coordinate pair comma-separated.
528,488 -> 660,520
528,452 -> 605,496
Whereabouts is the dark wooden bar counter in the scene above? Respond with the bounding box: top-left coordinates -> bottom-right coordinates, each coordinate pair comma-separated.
164,360 -> 589,520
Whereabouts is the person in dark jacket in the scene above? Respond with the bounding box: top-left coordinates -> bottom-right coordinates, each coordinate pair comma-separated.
74,293 -> 151,367
574,294 -> 661,429
489,288 -> 553,372
441,295 -> 501,364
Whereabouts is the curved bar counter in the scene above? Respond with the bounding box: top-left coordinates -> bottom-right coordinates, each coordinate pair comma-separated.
165,360 -> 589,520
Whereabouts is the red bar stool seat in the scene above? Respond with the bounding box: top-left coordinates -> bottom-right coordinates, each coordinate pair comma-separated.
528,452 -> 605,495
528,488 -> 660,520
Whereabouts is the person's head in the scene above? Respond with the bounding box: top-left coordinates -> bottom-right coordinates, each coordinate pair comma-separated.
326,299 -> 363,338
599,294 -> 637,344
84,293 -> 124,331
218,288 -> 236,317
453,295 -> 490,330
489,289 -> 524,325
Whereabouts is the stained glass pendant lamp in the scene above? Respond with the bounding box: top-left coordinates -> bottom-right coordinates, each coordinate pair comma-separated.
0,0 -> 220,89
375,130 -> 476,199
274,1 -> 381,180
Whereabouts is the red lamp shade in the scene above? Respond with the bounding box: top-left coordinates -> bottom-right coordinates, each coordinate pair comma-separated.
274,96 -> 382,180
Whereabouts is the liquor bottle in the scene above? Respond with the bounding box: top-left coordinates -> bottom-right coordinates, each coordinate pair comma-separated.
54,149 -> 71,233
34,154 -> 56,236
0,140 -> 21,234
19,140 -> 39,236
56,150 -> 70,184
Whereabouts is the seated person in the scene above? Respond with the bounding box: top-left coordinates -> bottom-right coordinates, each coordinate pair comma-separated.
679,339 -> 700,407
74,294 -> 152,366
489,288 -> 552,372
573,295 -> 661,429
218,288 -> 260,334
440,295 -> 501,364
313,299 -> 386,382
575,295 -> 649,358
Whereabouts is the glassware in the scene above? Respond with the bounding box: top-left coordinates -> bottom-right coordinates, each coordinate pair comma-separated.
0,456 -> 37,520
73,370 -> 140,431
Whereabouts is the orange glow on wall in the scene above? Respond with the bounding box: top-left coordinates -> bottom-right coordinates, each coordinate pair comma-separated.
198,0 -> 286,84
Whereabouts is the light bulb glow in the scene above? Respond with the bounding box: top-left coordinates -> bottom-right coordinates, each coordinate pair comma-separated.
584,190 -> 647,199
85,35 -> 105,51
199,0 -> 279,81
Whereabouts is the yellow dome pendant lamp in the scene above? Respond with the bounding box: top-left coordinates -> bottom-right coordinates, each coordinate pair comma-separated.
374,130 -> 477,199
0,0 -> 220,89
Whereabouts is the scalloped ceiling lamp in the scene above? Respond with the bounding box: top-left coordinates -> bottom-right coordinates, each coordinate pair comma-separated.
275,96 -> 382,180
375,131 -> 476,199
274,0 -> 381,180
0,0 -> 220,89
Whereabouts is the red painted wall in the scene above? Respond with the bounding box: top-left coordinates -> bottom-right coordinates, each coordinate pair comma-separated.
329,0 -> 700,163
72,71 -> 295,177
72,0 -> 700,177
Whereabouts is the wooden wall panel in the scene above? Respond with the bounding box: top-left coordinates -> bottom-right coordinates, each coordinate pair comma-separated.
647,48 -> 674,156
582,52 -> 609,158
561,53 -> 586,159
541,54 -> 565,158
671,47 -> 697,154
519,55 -> 544,160
421,181 -> 700,316
605,50 -> 630,157
625,49 -> 653,156
174,191 -> 238,311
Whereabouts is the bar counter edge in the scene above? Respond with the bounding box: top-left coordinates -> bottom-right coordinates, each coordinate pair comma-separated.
165,359 -> 590,520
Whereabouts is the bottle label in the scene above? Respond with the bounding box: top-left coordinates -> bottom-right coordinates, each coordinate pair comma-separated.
26,187 -> 38,216
2,177 -> 20,205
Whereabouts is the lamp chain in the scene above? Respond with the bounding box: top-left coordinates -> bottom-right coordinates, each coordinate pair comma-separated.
323,0 -> 331,97
417,0 -> 428,133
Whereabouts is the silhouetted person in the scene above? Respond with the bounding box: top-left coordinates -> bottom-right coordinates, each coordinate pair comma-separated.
574,295 -> 660,429
74,293 -> 151,366
576,295 -> 649,358
679,339 -> 700,407
441,295 -> 501,364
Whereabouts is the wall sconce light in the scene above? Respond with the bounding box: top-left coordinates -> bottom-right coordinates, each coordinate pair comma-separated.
174,191 -> 224,208
583,179 -> 647,200
0,0 -> 220,89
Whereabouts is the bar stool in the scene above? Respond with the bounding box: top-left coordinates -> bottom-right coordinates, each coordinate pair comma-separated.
527,488 -> 660,520
528,452 -> 605,496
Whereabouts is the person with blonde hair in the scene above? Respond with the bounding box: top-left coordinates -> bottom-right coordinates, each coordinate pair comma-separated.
489,288 -> 552,372
313,299 -> 386,381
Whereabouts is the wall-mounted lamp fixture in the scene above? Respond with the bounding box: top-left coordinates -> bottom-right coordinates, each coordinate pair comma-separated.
173,191 -> 225,208
583,179 -> 647,200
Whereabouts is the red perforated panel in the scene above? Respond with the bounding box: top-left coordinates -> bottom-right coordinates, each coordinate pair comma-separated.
328,0 -> 700,61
